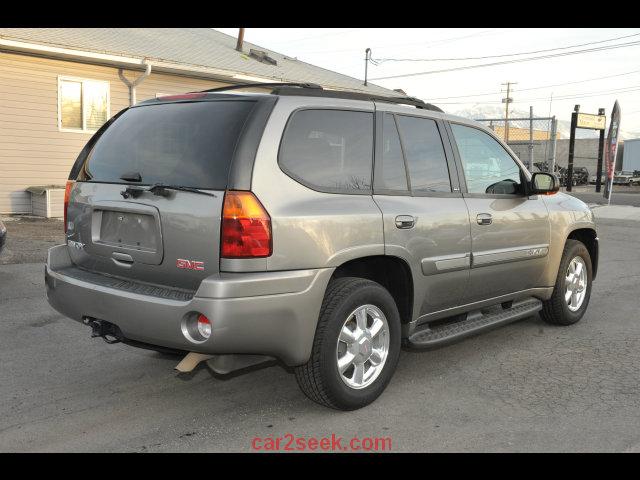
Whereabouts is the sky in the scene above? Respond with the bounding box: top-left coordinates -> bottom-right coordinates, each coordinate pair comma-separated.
216,28 -> 640,139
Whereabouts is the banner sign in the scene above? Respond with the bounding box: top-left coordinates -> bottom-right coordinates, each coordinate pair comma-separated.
576,113 -> 606,130
603,101 -> 621,202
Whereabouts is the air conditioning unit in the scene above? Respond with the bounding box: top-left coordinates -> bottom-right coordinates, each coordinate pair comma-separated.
26,185 -> 65,218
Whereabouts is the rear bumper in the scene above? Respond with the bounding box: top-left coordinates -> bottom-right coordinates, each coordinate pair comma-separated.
45,245 -> 333,366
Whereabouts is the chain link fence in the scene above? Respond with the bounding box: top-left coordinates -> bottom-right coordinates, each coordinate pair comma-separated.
475,114 -> 558,174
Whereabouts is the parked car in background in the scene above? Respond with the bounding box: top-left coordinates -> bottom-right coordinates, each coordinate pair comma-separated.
0,215 -> 6,254
589,173 -> 606,185
555,166 -> 589,187
613,170 -> 640,185
45,84 -> 598,410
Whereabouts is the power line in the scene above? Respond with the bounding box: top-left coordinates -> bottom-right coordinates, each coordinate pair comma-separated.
427,69 -> 640,100
370,40 -> 640,80
372,32 -> 640,62
267,28 -> 360,44
435,85 -> 640,105
296,29 -> 501,55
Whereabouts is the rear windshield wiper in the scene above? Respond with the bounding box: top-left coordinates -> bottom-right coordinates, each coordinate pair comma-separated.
148,184 -> 217,198
120,171 -> 142,182
120,183 -> 217,199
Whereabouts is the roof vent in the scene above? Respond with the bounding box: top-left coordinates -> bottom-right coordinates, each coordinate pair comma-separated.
249,49 -> 277,66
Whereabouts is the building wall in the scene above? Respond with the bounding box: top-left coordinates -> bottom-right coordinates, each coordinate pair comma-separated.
508,138 -> 624,174
0,51 -> 230,214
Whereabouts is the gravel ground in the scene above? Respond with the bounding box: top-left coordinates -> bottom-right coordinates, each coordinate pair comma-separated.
0,216 -> 64,265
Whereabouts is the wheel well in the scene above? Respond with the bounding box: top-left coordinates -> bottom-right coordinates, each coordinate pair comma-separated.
331,256 -> 414,324
567,228 -> 598,279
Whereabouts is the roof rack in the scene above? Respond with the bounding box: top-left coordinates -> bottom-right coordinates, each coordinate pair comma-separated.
198,82 -> 323,93
195,82 -> 443,113
272,86 -> 443,112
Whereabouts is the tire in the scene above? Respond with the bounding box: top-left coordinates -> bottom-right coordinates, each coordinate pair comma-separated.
540,239 -> 592,326
295,277 -> 401,410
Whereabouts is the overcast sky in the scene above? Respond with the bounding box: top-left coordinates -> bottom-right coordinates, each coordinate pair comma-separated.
216,28 -> 640,138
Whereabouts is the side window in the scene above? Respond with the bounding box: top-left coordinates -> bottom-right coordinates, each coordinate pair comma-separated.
279,110 -> 374,193
451,124 -> 523,195
377,114 -> 408,191
396,116 -> 452,193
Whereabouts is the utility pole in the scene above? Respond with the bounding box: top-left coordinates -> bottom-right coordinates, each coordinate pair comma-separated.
502,81 -> 517,143
364,48 -> 371,86
236,28 -> 245,52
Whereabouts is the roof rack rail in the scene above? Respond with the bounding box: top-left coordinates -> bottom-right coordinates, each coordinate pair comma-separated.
194,82 -> 443,113
197,82 -> 324,93
271,87 -> 443,112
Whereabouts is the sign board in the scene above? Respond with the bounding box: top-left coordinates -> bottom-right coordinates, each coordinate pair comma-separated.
603,101 -> 621,202
577,113 -> 606,130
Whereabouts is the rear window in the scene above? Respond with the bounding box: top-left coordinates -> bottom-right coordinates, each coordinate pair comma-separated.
279,109 -> 374,194
78,100 -> 255,189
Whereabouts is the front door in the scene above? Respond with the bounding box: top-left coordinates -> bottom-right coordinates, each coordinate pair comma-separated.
373,111 -> 471,319
446,122 -> 550,304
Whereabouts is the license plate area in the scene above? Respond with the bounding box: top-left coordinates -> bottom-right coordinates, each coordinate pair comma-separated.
99,211 -> 157,251
88,201 -> 164,265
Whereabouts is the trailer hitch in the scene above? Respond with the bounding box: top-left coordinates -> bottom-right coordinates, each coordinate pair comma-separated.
83,317 -> 122,344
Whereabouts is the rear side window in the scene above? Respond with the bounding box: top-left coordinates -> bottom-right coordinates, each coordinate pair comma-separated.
396,116 -> 451,193
279,109 -> 374,193
78,101 -> 255,190
377,114 -> 408,192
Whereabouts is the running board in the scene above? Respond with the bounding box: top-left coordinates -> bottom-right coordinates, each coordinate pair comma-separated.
405,297 -> 543,350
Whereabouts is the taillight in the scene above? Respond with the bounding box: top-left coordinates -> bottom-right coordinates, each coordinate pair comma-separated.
221,191 -> 272,258
63,180 -> 74,233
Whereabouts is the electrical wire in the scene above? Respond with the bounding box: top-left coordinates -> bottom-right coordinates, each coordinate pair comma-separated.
298,29 -> 501,55
371,32 -> 640,62
369,40 -> 640,80
425,69 -> 640,100
435,85 -> 640,105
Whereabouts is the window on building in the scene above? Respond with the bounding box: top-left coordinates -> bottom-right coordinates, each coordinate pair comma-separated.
279,109 -> 374,193
58,78 -> 109,132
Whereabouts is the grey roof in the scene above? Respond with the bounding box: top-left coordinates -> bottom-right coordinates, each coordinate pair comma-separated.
0,28 -> 399,97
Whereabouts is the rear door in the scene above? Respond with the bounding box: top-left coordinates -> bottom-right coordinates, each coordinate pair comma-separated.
445,122 -> 550,303
373,110 -> 471,319
66,98 -> 257,291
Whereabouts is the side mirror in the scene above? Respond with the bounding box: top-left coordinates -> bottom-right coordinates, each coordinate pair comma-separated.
530,172 -> 559,195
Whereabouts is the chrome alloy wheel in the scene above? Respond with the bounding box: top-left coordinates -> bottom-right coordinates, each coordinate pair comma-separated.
565,256 -> 587,312
336,304 -> 390,390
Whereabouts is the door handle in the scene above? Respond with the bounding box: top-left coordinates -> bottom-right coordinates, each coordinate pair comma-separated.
112,252 -> 134,268
476,213 -> 492,225
395,215 -> 416,229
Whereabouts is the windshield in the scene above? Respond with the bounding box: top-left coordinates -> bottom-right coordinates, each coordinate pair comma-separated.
78,100 -> 255,189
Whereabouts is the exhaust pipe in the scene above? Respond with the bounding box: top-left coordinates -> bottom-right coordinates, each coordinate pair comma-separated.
175,352 -> 214,373
175,353 -> 273,374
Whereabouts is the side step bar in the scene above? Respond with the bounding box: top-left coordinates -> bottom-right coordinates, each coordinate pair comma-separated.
405,297 -> 543,350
